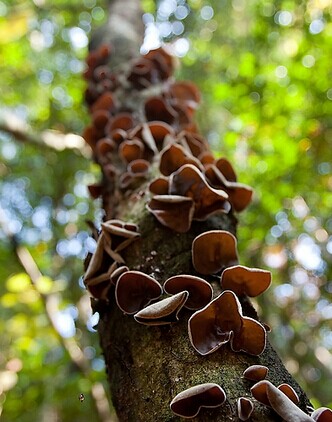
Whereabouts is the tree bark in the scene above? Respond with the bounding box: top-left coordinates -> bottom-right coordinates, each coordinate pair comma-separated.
84,0 -> 313,420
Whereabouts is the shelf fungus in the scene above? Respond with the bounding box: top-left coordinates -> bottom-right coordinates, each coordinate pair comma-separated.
220,265 -> 271,297
134,291 -> 188,325
204,163 -> 253,212
192,230 -> 239,275
311,407 -> 332,421
149,177 -> 169,195
188,290 -> 266,356
115,271 -> 162,315
243,365 -> 269,382
169,164 -> 231,220
101,219 -> 140,262
159,143 -> 203,176
238,397 -> 254,421
164,275 -> 213,310
146,195 -> 195,233
251,380 -> 313,422
277,384 -> 299,404
170,383 -> 226,418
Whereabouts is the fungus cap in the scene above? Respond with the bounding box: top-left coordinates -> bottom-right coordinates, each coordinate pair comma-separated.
251,380 -> 314,422
221,265 -> 272,297
230,316 -> 267,356
164,275 -> 213,310
134,291 -> 188,325
188,290 -> 242,355
192,230 -> 238,275
169,164 -> 230,220
243,365 -> 269,382
147,195 -> 195,233
115,271 -> 162,315
311,407 -> 332,422
170,383 -> 226,418
238,397 -> 254,421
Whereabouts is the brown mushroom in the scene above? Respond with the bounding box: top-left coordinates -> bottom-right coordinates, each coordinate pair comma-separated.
230,316 -> 267,356
220,265 -> 272,297
170,383 -> 226,418
243,365 -> 269,382
168,81 -> 201,114
110,265 -> 129,286
147,195 -> 195,233
177,131 -> 210,158
145,96 -> 177,125
119,139 -> 144,163
164,275 -> 213,310
192,230 -> 238,275
149,177 -> 169,195
204,164 -> 253,212
134,291 -> 188,325
147,121 -> 175,151
101,219 -> 140,262
278,384 -> 299,404
169,164 -> 230,220
159,143 -> 203,176
188,290 -> 242,355
115,271 -> 162,315
84,233 -> 116,286
311,407 -> 332,422
251,380 -> 314,421
238,397 -> 254,421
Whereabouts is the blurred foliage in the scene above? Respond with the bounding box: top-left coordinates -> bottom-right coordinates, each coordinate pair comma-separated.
0,0 -> 331,420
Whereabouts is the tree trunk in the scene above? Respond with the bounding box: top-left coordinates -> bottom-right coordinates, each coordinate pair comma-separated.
83,0 -> 313,420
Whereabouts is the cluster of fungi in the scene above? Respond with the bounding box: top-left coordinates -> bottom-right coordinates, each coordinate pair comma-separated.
82,44 -> 331,421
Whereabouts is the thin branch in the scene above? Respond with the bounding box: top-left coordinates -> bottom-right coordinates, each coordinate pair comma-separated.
0,111 -> 90,155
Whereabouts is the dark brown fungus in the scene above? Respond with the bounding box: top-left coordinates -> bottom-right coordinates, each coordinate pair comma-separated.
92,109 -> 110,131
278,384 -> 299,404
110,265 -> 128,286
164,275 -> 213,310
177,131 -> 210,158
311,407 -> 332,422
96,138 -> 116,159
251,380 -> 314,422
192,230 -> 238,275
127,159 -> 150,176
215,157 -> 237,182
230,316 -> 266,356
134,291 -> 188,325
84,237 -> 117,300
238,397 -> 254,421
221,265 -> 272,297
149,177 -> 169,195
147,121 -> 175,151
119,139 -> 144,163
169,164 -> 230,220
170,383 -> 226,418
243,365 -> 269,382
87,183 -> 102,199
115,271 -> 162,315
147,195 -> 195,233
106,112 -> 135,133
168,81 -> 201,113
101,219 -> 140,262
144,96 -> 177,125
159,143 -> 203,176
188,290 -> 242,355
91,91 -> 115,113
204,164 -> 253,212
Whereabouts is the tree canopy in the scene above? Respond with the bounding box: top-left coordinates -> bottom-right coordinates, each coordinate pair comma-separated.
0,0 -> 331,420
